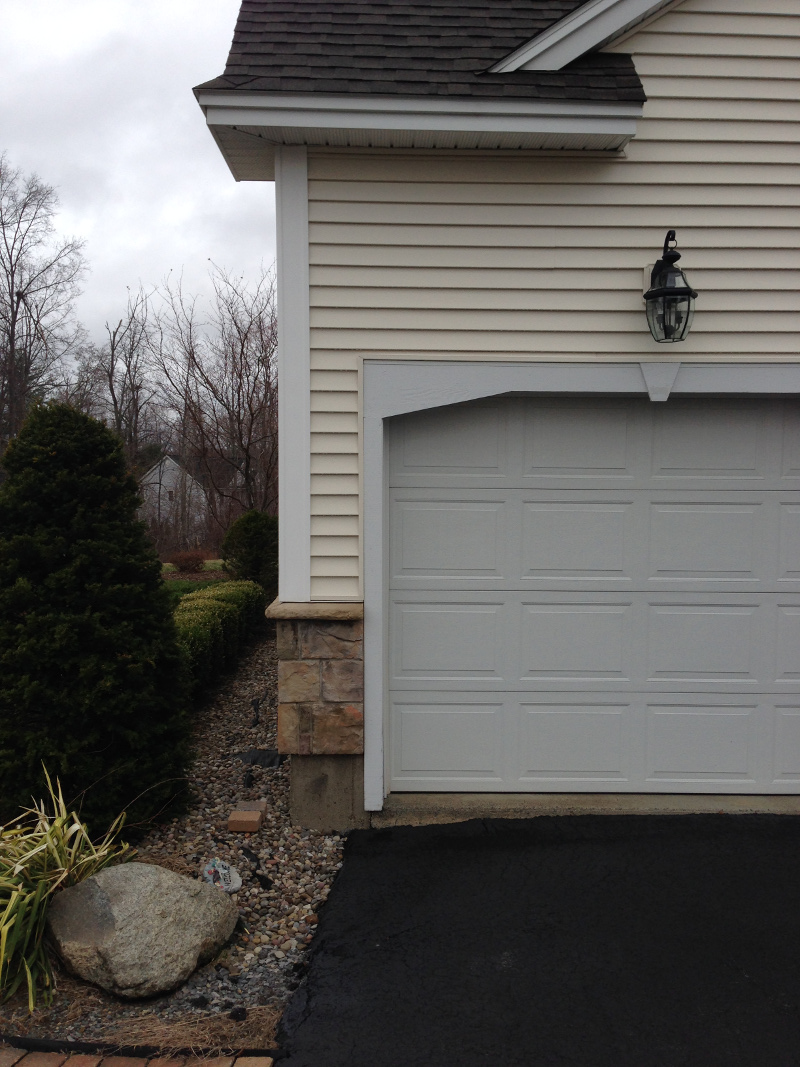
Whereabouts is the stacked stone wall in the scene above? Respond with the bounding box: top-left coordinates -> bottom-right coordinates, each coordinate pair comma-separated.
275,617 -> 364,756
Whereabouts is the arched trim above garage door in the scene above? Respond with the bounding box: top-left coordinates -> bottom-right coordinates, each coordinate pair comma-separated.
363,361 -> 800,810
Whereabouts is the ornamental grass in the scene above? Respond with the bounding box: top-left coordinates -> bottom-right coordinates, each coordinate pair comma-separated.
0,768 -> 131,1012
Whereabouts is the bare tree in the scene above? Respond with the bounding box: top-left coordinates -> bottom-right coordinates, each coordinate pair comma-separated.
157,265 -> 279,530
0,155 -> 86,450
99,285 -> 160,466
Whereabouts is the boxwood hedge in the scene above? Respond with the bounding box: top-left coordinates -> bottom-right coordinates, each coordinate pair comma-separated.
173,580 -> 267,698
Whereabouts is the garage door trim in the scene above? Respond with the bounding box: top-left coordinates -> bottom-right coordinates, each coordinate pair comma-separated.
363,360 -> 800,811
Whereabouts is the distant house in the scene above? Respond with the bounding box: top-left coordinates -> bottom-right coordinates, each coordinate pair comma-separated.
196,0 -> 800,830
138,456 -> 209,547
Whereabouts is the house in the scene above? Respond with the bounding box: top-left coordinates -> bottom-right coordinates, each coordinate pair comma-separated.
139,455 -> 209,546
195,0 -> 800,830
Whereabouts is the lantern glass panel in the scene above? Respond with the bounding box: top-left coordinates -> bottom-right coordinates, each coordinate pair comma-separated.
646,293 -> 694,342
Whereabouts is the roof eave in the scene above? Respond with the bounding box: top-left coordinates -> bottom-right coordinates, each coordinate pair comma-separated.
196,90 -> 643,181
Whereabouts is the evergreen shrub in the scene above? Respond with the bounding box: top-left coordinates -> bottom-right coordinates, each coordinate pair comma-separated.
184,581 -> 267,639
173,600 -> 226,694
0,404 -> 190,834
173,581 -> 266,698
220,511 -> 278,592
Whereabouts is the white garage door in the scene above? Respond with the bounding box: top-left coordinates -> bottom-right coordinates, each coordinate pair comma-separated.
387,396 -> 800,793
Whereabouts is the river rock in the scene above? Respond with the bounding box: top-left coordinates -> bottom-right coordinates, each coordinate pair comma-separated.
46,861 -> 238,998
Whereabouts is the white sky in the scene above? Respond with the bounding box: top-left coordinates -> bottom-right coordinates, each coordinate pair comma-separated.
0,0 -> 276,341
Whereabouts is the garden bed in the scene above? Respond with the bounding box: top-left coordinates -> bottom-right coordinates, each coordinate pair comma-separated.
0,634 -> 344,1052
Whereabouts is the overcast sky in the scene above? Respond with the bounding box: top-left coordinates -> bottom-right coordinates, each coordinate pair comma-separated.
0,0 -> 277,341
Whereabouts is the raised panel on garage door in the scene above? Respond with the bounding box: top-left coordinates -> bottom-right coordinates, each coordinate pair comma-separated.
387,397 -> 800,794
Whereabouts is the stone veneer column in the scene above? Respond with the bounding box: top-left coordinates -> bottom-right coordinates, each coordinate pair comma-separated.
266,599 -> 369,831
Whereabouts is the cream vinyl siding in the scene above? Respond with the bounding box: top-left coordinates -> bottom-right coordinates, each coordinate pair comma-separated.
306,0 -> 799,599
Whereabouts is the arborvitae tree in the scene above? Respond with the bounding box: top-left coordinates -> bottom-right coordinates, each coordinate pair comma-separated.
0,403 -> 190,833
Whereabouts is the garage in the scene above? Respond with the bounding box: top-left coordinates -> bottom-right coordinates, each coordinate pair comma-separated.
387,395 -> 800,793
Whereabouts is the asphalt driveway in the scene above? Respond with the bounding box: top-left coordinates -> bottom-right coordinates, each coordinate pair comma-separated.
278,814 -> 800,1067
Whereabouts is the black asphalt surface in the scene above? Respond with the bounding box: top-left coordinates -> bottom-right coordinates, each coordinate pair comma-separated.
278,814 -> 800,1067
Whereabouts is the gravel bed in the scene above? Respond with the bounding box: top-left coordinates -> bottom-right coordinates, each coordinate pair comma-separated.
0,632 -> 344,1047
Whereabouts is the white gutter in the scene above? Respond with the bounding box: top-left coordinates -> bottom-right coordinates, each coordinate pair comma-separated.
197,90 -> 641,137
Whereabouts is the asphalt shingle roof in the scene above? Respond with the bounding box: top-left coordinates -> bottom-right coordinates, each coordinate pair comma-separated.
197,0 -> 645,104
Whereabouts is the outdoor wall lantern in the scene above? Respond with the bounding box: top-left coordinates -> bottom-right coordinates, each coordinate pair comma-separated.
643,229 -> 698,343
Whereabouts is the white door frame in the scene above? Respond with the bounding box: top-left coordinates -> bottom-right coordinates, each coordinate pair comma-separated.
362,360 -> 800,811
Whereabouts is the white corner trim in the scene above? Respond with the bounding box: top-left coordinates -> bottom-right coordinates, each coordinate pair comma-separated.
275,146 -> 311,603
362,359 -> 800,810
489,0 -> 675,72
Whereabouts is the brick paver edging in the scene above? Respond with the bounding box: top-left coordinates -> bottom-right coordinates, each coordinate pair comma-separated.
0,1046 -> 276,1067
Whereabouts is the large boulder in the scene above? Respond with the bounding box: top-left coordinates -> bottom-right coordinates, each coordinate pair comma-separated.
46,861 -> 238,998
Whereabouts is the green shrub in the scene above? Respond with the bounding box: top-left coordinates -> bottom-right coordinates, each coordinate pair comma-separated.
179,597 -> 239,664
173,581 -> 267,699
183,580 -> 267,640
0,403 -> 190,833
221,511 -> 278,592
173,600 -> 225,695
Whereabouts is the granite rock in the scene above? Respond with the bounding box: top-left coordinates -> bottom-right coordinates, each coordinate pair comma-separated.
47,861 -> 238,998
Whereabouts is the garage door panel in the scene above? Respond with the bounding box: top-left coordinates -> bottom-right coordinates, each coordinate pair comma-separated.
393,699 -> 506,783
778,407 -> 800,481
646,604 -> 760,682
773,707 -> 800,781
522,501 -> 633,580
645,703 -> 759,784
651,400 -> 768,481
648,503 -> 763,581
392,498 -> 507,578
391,401 -> 509,483
519,702 -> 630,782
778,505 -> 800,580
520,603 -> 632,680
775,609 -> 800,682
392,602 -> 508,681
523,400 -> 640,480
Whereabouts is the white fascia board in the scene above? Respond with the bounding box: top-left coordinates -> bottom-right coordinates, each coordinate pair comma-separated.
489,0 -> 675,72
198,90 -> 641,137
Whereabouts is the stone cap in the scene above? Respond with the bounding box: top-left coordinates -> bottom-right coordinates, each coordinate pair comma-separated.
266,598 -> 364,621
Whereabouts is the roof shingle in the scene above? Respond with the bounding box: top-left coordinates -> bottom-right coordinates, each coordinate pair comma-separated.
196,0 -> 645,104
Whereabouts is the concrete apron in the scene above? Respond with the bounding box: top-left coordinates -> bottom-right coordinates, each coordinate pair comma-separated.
371,791 -> 800,827
290,758 -> 800,831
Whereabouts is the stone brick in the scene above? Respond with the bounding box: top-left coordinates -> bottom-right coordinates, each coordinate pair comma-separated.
299,620 -> 363,660
228,809 -> 263,832
237,799 -> 268,815
63,1057 -> 102,1067
276,619 -> 299,660
312,703 -> 364,755
321,659 -> 364,702
278,660 -> 320,702
148,1060 -> 185,1067
278,703 -> 313,754
277,703 -> 300,752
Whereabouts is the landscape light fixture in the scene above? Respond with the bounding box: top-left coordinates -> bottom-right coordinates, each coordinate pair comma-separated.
643,229 -> 698,343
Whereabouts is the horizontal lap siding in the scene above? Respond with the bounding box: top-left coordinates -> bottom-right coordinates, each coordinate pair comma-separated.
306,0 -> 799,598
